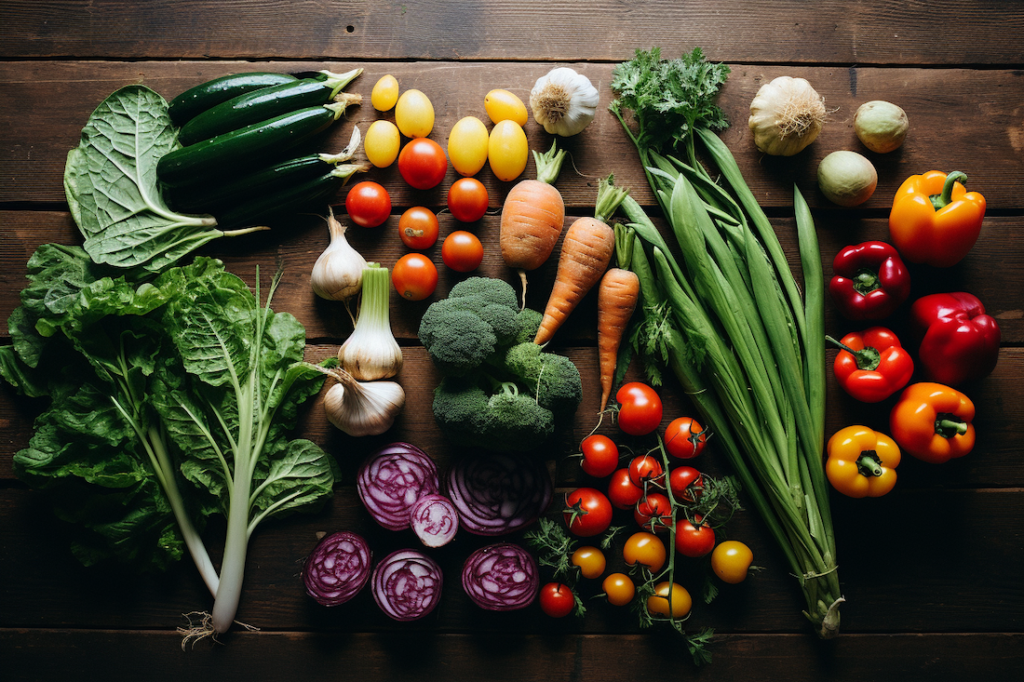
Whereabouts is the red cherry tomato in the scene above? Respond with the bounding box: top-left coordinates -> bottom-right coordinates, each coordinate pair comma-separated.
441,231 -> 484,272
675,515 -> 716,558
539,582 -> 575,618
608,468 -> 644,510
616,382 -> 663,436
398,138 -> 448,190
664,417 -> 707,459
580,435 -> 619,478
398,207 -> 439,250
634,493 -> 674,533
391,253 -> 438,301
564,487 -> 613,537
344,181 -> 391,228
669,466 -> 704,504
628,454 -> 664,488
447,177 -> 489,222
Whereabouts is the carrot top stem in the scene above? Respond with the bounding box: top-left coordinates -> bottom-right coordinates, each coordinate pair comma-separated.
595,175 -> 630,223
533,139 -> 567,185
614,222 -> 635,269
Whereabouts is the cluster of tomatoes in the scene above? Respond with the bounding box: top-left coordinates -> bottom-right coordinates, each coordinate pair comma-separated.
343,76 -> 536,302
538,382 -> 754,619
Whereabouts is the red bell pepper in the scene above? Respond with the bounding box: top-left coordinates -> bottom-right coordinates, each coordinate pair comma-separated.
826,327 -> 914,403
910,292 -> 1000,386
828,241 -> 911,320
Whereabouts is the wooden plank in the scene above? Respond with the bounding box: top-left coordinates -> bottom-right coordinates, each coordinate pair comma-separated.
1,62 -> 1023,210
1,1 -> 1022,65
3,345 -> 1022,486
3,212 -> 1021,344
1,484 -> 1021,633
2,629 -> 1022,682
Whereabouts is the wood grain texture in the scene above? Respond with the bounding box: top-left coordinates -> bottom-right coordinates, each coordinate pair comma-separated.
1,486 -> 1021,634
1,62 -> 1023,209
2,1 -> 1022,65
3,630 -> 1023,682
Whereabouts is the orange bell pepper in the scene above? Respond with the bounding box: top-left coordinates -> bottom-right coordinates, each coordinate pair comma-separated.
825,425 -> 901,498
889,382 -> 976,463
888,170 -> 985,267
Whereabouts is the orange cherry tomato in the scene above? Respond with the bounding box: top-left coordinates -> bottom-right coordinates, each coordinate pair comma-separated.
398,207 -> 439,250
391,253 -> 438,301
441,231 -> 483,272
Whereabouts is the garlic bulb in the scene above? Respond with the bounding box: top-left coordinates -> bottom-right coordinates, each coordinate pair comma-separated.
748,76 -> 828,156
338,263 -> 403,380
322,368 -> 405,437
530,67 -> 599,137
310,206 -> 367,302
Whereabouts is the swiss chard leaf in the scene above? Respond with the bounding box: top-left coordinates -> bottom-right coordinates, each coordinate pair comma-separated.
250,438 -> 338,520
65,85 -> 224,273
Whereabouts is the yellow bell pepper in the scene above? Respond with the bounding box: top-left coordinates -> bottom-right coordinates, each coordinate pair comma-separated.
825,425 -> 901,498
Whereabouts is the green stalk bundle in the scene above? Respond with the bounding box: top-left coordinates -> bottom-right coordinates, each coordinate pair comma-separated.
611,48 -> 842,637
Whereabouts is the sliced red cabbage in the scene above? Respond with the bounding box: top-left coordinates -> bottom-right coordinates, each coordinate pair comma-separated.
462,542 -> 539,611
301,531 -> 372,606
357,442 -> 440,531
445,452 -> 552,536
409,494 -> 459,548
371,549 -> 443,621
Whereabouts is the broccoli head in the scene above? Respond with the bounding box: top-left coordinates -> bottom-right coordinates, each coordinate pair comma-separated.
504,342 -> 583,421
418,277 -> 520,376
423,276 -> 582,452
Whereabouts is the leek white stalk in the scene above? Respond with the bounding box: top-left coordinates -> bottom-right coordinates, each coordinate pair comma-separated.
338,263 -> 403,380
529,67 -> 600,137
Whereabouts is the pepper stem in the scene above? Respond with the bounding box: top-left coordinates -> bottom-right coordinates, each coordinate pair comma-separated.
931,171 -> 968,210
856,450 -> 884,478
935,414 -> 969,438
825,335 -> 881,372
851,268 -> 880,295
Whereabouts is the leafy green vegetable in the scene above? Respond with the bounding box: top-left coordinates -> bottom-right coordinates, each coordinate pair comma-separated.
1,250 -> 336,623
64,85 -> 264,274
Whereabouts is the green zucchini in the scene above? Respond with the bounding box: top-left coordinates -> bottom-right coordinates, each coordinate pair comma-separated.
157,103 -> 346,187
178,68 -> 362,146
213,166 -> 360,229
168,72 -> 298,125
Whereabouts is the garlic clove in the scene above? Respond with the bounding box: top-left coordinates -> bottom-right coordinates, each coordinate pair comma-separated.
322,370 -> 406,437
530,67 -> 600,137
310,205 -> 367,301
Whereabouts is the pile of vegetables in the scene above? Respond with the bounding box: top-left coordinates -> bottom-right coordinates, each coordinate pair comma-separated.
610,47 -> 842,637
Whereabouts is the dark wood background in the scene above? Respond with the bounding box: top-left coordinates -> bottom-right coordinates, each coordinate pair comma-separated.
2,2 -> 1022,680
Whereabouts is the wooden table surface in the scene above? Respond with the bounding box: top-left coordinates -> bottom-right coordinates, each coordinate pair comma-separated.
2,2 -> 1022,680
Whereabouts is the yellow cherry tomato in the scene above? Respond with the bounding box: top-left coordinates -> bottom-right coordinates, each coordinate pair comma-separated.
447,116 -> 489,177
622,532 -> 666,573
602,573 -> 635,606
571,546 -> 606,580
711,540 -> 754,584
395,89 -> 434,138
370,74 -> 399,111
363,120 -> 401,168
484,89 -> 528,126
646,582 -> 692,618
487,120 -> 528,182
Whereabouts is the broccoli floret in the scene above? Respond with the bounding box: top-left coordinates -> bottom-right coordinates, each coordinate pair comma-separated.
432,376 -> 554,451
505,342 -> 583,421
511,308 -> 543,345
419,278 -> 520,376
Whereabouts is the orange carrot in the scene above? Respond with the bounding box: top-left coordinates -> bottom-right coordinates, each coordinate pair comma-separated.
534,176 -> 630,345
597,268 -> 640,411
500,142 -> 566,307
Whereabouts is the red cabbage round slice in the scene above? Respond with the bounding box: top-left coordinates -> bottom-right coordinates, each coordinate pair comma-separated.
409,494 -> 459,548
462,542 -> 539,611
301,531 -> 372,606
445,452 -> 552,536
358,442 -> 440,531
371,549 -> 443,621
